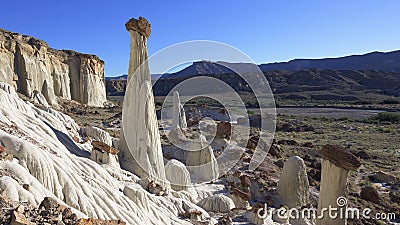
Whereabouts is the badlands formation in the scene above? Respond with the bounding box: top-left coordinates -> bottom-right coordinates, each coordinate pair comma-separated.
0,18 -> 214,225
1,16 -> 391,225
0,28 -> 107,107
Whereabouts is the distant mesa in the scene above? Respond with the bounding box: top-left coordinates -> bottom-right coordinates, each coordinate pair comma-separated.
105,74 -> 128,80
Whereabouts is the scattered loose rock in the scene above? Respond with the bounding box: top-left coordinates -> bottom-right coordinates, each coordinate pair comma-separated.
302,142 -> 313,148
389,191 -> 400,204
75,218 -> 126,225
216,121 -> 231,139
92,141 -> 119,155
277,139 -> 298,146
11,210 -> 30,225
268,144 -> 282,158
354,150 -> 371,160
360,187 -> 380,204
369,171 -> 397,183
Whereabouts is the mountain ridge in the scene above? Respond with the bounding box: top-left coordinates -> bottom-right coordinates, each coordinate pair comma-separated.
259,50 -> 400,72
105,49 -> 400,78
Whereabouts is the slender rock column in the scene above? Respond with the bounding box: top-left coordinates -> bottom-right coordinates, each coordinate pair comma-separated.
317,145 -> 361,225
119,17 -> 169,188
171,91 -> 187,129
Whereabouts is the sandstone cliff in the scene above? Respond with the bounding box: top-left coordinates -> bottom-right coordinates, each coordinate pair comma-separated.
0,28 -> 106,107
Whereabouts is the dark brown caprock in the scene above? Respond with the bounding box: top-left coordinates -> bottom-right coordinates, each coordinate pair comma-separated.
125,16 -> 151,38
92,141 -> 119,155
320,144 -> 361,171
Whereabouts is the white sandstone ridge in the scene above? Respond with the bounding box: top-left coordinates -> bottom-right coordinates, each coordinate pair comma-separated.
0,82 -> 213,225
0,28 -> 107,107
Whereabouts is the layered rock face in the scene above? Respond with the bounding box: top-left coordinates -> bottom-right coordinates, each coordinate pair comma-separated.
119,17 -> 169,187
0,28 -> 106,107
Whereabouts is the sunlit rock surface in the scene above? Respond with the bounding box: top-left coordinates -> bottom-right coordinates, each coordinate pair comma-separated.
277,156 -> 310,208
0,82 -> 211,224
172,91 -> 187,129
118,17 -> 169,188
197,194 -> 235,213
165,159 -> 191,191
185,135 -> 219,183
0,28 -> 106,107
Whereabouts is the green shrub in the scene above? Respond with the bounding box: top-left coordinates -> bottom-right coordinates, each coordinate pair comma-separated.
247,110 -> 254,115
377,127 -> 391,133
375,112 -> 400,123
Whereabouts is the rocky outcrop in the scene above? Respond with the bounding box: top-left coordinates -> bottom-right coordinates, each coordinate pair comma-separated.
125,17 -> 151,38
230,188 -> 251,210
106,79 -> 127,96
0,28 -> 106,107
81,126 -> 113,146
90,141 -> 120,168
197,194 -> 235,213
277,156 -> 310,208
165,159 -> 191,191
119,17 -> 169,188
185,135 -> 219,183
369,171 -> 397,183
277,156 -> 313,225
31,90 -> 49,108
360,187 -> 380,203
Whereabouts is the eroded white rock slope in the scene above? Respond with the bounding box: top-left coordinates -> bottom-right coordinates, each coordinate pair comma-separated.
0,82 -> 209,225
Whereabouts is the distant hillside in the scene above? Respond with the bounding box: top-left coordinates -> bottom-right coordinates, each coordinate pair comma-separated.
106,74 -> 164,96
105,74 -> 127,80
155,50 -> 400,78
106,50 -> 400,99
259,50 -> 400,72
106,74 -> 164,80
106,50 -> 400,80
153,69 -> 400,97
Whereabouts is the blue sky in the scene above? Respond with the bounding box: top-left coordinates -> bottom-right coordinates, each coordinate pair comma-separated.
1,0 -> 399,76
